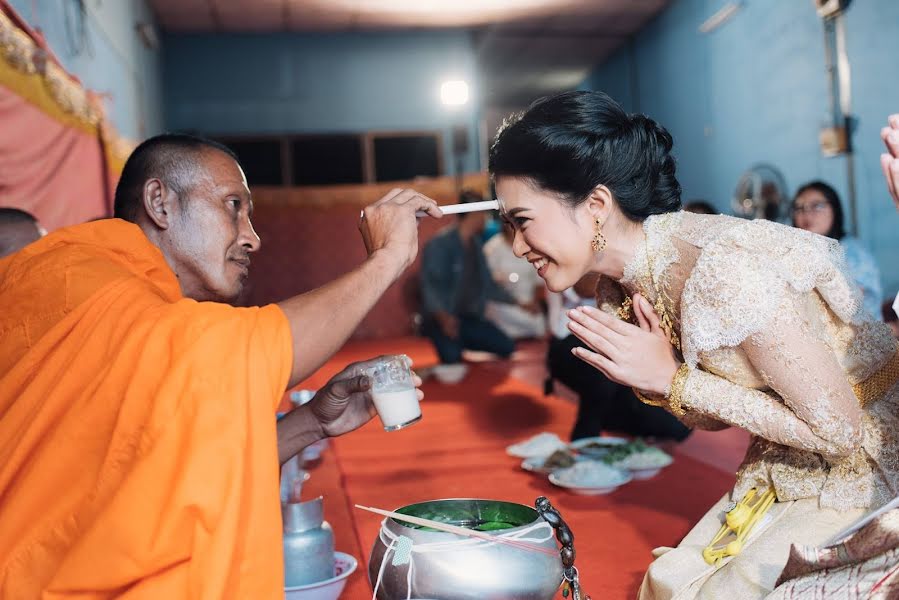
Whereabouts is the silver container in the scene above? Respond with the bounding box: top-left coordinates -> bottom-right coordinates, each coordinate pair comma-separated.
283,496 -> 335,586
369,499 -> 563,600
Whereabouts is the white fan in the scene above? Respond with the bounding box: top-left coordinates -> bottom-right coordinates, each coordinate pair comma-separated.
731,164 -> 790,222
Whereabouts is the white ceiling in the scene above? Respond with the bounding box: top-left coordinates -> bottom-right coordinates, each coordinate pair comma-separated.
149,0 -> 670,106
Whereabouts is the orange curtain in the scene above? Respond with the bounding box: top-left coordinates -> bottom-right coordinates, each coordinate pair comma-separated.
0,2 -> 132,230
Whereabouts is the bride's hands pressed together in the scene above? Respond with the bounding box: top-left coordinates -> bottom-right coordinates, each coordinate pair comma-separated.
567,293 -> 681,396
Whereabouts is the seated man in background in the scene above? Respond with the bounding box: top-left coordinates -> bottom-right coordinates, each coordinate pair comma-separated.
484,224 -> 546,339
546,274 -> 691,442
420,190 -> 516,380
0,207 -> 44,257
0,134 -> 440,598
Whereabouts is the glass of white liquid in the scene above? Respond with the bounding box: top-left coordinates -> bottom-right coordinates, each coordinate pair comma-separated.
363,355 -> 422,431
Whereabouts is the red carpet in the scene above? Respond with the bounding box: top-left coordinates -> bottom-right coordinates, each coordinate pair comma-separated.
299,339 -> 736,599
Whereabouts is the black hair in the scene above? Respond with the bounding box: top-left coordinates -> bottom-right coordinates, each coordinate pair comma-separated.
488,90 -> 682,221
0,207 -> 39,225
113,133 -> 240,223
792,180 -> 845,240
883,300 -> 898,324
683,200 -> 718,215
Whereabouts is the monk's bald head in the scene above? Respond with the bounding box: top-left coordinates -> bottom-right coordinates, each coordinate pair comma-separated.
113,134 -> 240,223
0,208 -> 44,258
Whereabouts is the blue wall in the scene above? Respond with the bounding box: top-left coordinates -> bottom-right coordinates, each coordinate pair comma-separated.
164,31 -> 482,174
581,0 -> 899,298
8,0 -> 164,139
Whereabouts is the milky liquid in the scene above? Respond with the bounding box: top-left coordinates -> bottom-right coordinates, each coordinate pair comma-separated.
371,387 -> 421,430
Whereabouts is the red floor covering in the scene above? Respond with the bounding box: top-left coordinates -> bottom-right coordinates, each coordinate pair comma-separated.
298,339 -> 737,599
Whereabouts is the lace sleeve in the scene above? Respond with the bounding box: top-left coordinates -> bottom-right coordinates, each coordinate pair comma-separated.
681,292 -> 864,458
680,220 -> 864,369
677,410 -> 730,432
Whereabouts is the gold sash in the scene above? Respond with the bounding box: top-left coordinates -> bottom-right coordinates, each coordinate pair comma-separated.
853,349 -> 899,409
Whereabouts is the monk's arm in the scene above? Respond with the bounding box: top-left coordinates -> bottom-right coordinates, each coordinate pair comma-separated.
277,405 -> 325,464
277,249 -> 404,388
277,362 -> 384,464
276,189 -> 441,388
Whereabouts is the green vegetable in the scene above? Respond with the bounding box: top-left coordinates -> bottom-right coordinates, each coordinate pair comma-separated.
475,521 -> 517,531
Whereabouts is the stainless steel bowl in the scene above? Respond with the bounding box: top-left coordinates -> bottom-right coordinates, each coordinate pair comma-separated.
368,498 -> 563,600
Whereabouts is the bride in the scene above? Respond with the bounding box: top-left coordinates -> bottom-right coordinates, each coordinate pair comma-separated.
489,90 -> 899,599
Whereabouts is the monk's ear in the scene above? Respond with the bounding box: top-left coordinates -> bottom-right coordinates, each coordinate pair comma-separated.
142,178 -> 172,230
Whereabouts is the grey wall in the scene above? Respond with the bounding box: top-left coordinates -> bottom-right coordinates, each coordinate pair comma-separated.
581,0 -> 899,299
163,30 -> 482,174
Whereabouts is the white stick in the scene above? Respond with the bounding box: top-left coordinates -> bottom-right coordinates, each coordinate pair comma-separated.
824,494 -> 899,546
354,504 -> 556,556
416,199 -> 499,217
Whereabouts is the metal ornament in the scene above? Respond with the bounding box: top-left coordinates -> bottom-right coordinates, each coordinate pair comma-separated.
591,218 -> 606,253
535,496 -> 591,600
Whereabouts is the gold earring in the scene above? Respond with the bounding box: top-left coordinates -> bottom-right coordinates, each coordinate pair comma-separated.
591,218 -> 606,253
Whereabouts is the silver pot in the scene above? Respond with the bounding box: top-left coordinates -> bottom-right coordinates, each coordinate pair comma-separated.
368,499 -> 563,600
283,496 -> 335,586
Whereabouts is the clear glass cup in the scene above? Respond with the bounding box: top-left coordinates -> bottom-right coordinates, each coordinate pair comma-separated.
363,355 -> 422,431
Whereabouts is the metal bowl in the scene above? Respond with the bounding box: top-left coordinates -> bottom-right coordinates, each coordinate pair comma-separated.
368,498 -> 563,600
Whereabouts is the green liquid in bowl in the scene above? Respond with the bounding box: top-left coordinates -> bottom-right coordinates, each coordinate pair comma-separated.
393,499 -> 537,533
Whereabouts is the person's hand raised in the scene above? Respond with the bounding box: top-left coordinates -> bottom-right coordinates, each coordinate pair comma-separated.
566,294 -> 680,396
359,189 -> 443,270
880,114 -> 899,211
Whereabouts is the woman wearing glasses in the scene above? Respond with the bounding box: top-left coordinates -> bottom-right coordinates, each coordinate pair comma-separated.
791,181 -> 883,320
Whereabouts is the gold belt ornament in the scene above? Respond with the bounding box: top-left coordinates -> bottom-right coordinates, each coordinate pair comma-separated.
853,349 -> 899,409
703,487 -> 777,566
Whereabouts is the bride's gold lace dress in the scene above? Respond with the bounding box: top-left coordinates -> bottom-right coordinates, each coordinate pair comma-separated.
596,211 -> 899,599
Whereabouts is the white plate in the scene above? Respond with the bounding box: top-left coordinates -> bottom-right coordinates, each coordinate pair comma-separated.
506,433 -> 568,458
628,467 -> 663,480
568,436 -> 629,458
520,455 -> 577,474
549,467 -> 632,495
521,456 -> 555,474
284,551 -> 357,600
611,448 -> 674,479
612,451 -> 674,479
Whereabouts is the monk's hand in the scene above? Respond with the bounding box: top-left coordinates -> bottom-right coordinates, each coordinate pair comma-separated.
308,356 -> 424,438
566,295 -> 680,396
359,188 -> 443,270
880,114 -> 899,210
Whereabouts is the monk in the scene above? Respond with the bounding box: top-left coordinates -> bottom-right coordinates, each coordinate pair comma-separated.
0,134 -> 442,598
0,207 -> 45,258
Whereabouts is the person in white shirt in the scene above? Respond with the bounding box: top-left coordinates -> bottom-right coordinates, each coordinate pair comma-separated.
484,227 -> 546,339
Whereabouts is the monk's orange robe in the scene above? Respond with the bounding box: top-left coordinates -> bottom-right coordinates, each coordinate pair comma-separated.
0,219 -> 293,598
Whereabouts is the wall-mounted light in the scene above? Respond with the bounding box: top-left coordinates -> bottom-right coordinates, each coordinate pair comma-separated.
440,80 -> 469,107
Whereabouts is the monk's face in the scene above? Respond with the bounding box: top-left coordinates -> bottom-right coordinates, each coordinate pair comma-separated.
167,150 -> 260,302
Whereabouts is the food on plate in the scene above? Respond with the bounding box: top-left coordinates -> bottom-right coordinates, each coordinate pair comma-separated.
506,432 -> 567,457
553,460 -> 629,488
542,449 -> 576,470
613,446 -> 672,470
